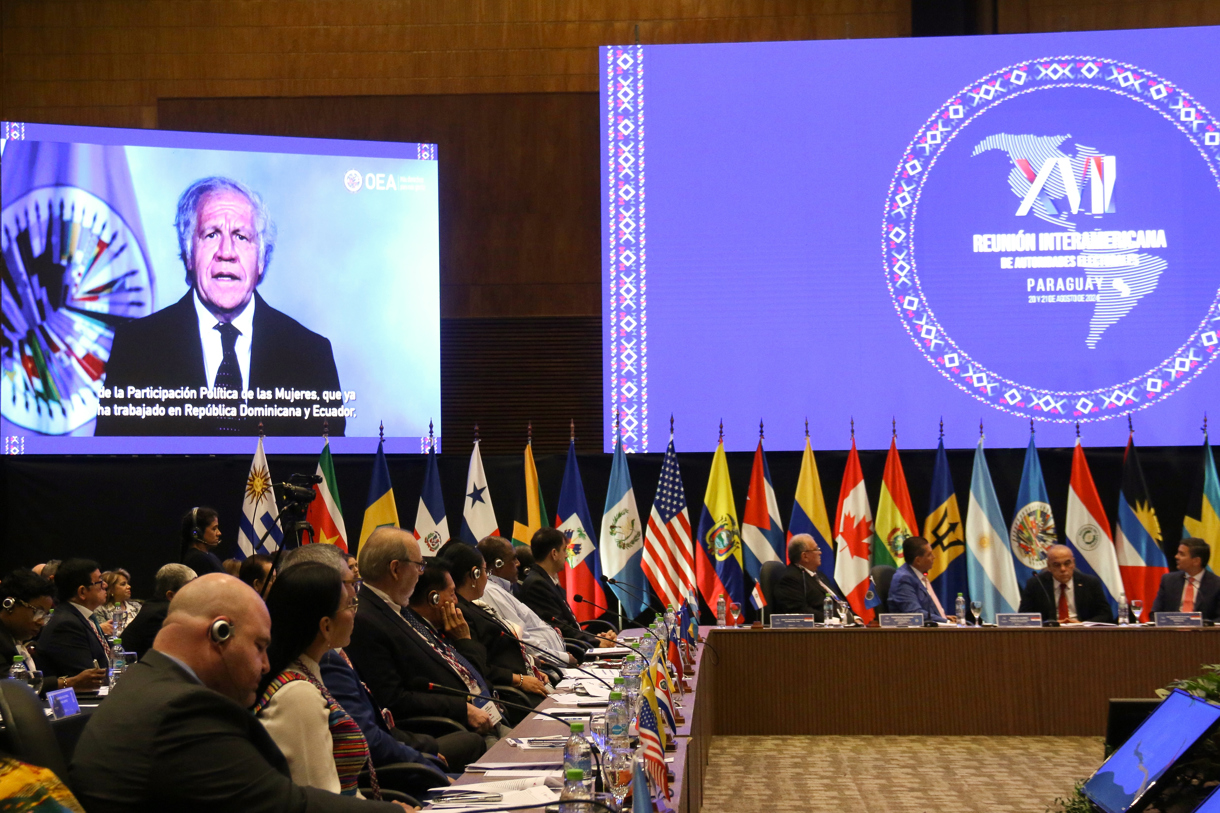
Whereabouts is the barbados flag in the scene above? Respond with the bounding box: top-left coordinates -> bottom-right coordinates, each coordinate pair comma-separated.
1009,431 -> 1056,586
695,438 -> 742,616
413,436 -> 449,557
1184,431 -> 1220,566
788,432 -> 835,585
359,437 -> 399,548
874,434 -> 918,569
1115,431 -> 1168,622
741,434 -> 784,609
556,440 -> 605,622
926,436 -> 967,609
1065,437 -> 1123,613
965,436 -> 1020,622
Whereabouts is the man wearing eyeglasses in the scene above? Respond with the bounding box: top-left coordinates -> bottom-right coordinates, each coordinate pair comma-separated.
1,568 -> 108,692
34,559 -> 115,687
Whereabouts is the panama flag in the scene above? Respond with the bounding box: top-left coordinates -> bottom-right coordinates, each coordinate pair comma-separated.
1009,430 -> 1056,587
741,432 -> 784,609
459,437 -> 498,544
359,437 -> 399,549
1183,430 -> 1220,564
600,426 -> 650,619
788,430 -> 836,585
926,436 -> 968,609
237,435 -> 282,557
414,436 -> 449,557
834,435 -> 876,623
965,436 -> 1020,622
305,437 -> 348,552
643,435 -> 698,613
556,439 -> 606,622
695,437 -> 743,616
873,434 -> 918,570
1115,431 -> 1169,621
1064,437 -> 1124,612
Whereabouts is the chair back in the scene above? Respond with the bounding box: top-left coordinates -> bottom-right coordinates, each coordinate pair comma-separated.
0,679 -> 69,778
759,561 -> 786,620
870,565 -> 897,614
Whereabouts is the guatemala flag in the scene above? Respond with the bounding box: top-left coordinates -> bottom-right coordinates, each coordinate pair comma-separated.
1009,430 -> 1056,587
414,436 -> 449,557
601,425 -> 650,619
1065,437 -> 1124,613
556,439 -> 606,623
741,434 -> 784,610
237,435 -> 282,558
459,438 -> 498,544
965,436 -> 1020,622
1115,431 -> 1168,622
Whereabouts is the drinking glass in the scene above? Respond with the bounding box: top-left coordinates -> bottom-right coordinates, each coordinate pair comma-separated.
27,670 -> 44,695
728,603 -> 742,626
970,600 -> 984,626
1130,599 -> 1144,624
604,748 -> 633,808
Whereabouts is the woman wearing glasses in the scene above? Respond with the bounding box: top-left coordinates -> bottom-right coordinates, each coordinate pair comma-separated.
94,568 -> 142,637
0,569 -> 107,692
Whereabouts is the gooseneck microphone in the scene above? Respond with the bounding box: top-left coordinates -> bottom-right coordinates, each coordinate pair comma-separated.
604,576 -> 659,612
516,639 -> 613,689
578,593 -> 667,649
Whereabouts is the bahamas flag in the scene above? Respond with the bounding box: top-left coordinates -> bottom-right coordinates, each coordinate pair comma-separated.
556,440 -> 606,622
413,435 -> 448,557
695,438 -> 742,615
1184,431 -> 1220,566
965,436 -> 1020,622
600,426 -> 650,618
511,433 -> 548,549
741,434 -> 784,609
1115,431 -> 1168,621
926,437 -> 967,609
1009,431 -> 1056,586
788,432 -> 836,585
359,437 -> 399,549
874,434 -> 918,569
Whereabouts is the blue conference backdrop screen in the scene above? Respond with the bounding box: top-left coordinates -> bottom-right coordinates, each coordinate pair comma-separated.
600,26 -> 1220,452
1,122 -> 440,454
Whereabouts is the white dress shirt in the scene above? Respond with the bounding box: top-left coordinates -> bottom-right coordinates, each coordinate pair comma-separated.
1054,578 -> 1078,621
363,583 -> 403,616
194,290 -> 254,392
483,575 -> 567,661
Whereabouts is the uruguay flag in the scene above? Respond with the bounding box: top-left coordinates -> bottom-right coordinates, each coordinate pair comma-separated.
788,432 -> 836,584
965,437 -> 1020,622
414,436 -> 449,557
601,426 -> 650,619
1115,432 -> 1168,622
556,440 -> 606,623
459,437 -> 498,544
926,436 -> 968,609
1009,431 -> 1056,587
741,434 -> 784,610
237,434 -> 282,558
1065,437 -> 1124,613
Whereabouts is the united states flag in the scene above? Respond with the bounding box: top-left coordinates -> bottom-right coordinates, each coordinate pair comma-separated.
638,693 -> 670,799
643,438 -> 698,612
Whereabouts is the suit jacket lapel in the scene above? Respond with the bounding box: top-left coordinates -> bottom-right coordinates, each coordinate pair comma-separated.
168,292 -> 209,388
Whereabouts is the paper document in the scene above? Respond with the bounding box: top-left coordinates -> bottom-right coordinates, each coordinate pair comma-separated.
426,785 -> 557,811
438,776 -> 549,794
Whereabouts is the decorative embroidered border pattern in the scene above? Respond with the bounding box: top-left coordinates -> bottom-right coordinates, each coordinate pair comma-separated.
607,46 -> 647,452
882,57 -> 1220,423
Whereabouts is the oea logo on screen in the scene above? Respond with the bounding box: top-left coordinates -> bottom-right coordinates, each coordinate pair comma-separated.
344,169 -> 417,192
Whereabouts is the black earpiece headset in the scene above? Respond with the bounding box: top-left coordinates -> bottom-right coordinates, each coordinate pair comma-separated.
210,618 -> 233,643
191,506 -> 202,539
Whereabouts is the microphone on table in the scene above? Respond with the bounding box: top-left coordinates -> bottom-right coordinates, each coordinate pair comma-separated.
573,596 -> 659,656
1036,572 -> 1061,627
601,576 -> 664,628
517,639 -> 613,689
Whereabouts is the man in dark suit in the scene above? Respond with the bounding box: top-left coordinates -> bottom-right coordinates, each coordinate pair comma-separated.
35,558 -> 112,680
773,534 -> 842,621
1,568 -> 106,693
70,573 -> 396,812
888,537 -> 952,623
1019,544 -> 1114,624
520,528 -> 616,653
1151,538 -> 1220,620
96,176 -> 343,437
122,563 -> 197,661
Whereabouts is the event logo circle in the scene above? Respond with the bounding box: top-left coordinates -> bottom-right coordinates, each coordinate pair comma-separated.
881,57 -> 1220,423
1010,502 -> 1055,569
344,169 -> 363,193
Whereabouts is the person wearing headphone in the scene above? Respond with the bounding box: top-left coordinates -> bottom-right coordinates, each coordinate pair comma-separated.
181,506 -> 226,576
0,569 -> 107,693
475,536 -> 575,667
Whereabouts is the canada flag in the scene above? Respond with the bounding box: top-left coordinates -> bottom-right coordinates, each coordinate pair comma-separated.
834,436 -> 877,623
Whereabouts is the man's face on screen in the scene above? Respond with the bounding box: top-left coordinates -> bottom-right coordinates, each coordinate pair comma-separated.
190,190 -> 262,318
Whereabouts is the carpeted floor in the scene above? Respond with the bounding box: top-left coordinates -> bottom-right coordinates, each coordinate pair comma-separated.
700,735 -> 1103,813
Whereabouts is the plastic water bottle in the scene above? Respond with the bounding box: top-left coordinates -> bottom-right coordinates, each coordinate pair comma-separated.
563,722 -> 594,791
622,655 -> 641,713
955,593 -> 966,627
822,595 -> 834,626
109,638 -> 127,687
558,767 -> 592,812
9,655 -> 31,685
606,689 -> 630,746
716,594 -> 727,626
1118,592 -> 1129,626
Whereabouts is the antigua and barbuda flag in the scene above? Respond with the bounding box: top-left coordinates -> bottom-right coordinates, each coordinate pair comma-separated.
873,433 -> 918,570
414,435 -> 449,557
695,437 -> 743,617
788,430 -> 836,585
926,436 -> 968,609
965,436 -> 1020,622
238,435 -> 282,558
834,434 -> 876,623
459,437 -> 498,544
1065,436 -> 1124,613
359,437 -> 399,549
1009,430 -> 1056,587
1183,430 -> 1220,565
1115,431 -> 1168,622
305,437 -> 348,552
511,433 -> 548,549
556,439 -> 605,623
741,432 -> 784,609
600,425 -> 650,619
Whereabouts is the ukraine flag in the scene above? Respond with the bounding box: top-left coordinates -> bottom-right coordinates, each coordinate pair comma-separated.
359,437 -> 399,548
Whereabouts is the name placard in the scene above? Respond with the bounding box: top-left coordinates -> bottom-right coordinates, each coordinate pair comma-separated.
879,613 -> 924,628
1155,612 -> 1203,627
46,687 -> 80,719
770,614 -> 816,629
996,613 -> 1043,628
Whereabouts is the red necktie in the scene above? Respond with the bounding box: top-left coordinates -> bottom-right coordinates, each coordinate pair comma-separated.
1057,583 -> 1069,622
1183,576 -> 1197,613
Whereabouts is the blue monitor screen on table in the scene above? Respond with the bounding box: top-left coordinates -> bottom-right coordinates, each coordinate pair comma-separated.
1,122 -> 440,454
600,26 -> 1220,452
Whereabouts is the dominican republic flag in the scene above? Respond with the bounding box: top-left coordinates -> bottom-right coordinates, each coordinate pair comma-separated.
926,437 -> 968,610
600,426 -> 650,619
834,435 -> 876,623
695,439 -> 743,618
643,436 -> 698,614
1115,432 -> 1168,622
742,435 -> 784,610
556,440 -> 605,623
414,436 -> 449,557
874,434 -> 918,570
1065,437 -> 1124,613
305,437 -> 347,552
359,437 -> 399,549
237,435 -> 282,557
1009,430 -> 1056,587
459,438 -> 498,544
788,433 -> 836,585
965,436 -> 1020,622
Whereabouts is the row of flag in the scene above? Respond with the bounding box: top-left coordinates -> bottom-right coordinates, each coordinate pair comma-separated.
229,420 -> 1220,627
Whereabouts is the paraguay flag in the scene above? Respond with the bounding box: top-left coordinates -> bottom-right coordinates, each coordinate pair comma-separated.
926,436 -> 968,609
556,440 -> 605,622
237,434 -> 282,557
741,434 -> 784,609
965,436 -> 1020,622
305,437 -> 348,552
1065,437 -> 1124,613
695,438 -> 742,618
600,426 -> 650,619
1183,431 -> 1220,564
833,435 -> 876,623
788,431 -> 836,586
459,437 -> 498,544
874,434 -> 918,570
359,437 -> 399,549
1009,430 -> 1056,586
414,436 -> 449,557
1115,431 -> 1168,621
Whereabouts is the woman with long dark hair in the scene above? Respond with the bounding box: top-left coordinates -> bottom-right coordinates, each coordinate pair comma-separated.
179,506 -> 224,575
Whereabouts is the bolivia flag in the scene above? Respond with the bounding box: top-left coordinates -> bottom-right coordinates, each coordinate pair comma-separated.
305,437 -> 348,552
1065,437 -> 1124,612
1115,431 -> 1168,621
511,434 -> 548,548
414,436 -> 449,557
459,437 -> 498,544
788,432 -> 836,585
873,434 -> 918,569
358,437 -> 399,549
695,438 -> 742,617
741,434 -> 784,609
1183,431 -> 1220,564
926,436 -> 968,609
965,436 -> 1020,622
556,439 -> 605,622
833,435 -> 876,623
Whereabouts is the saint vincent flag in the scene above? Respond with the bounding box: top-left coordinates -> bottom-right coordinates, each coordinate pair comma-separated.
305,438 -> 348,552
874,436 -> 918,569
1115,432 -> 1168,622
834,436 -> 876,623
925,437 -> 967,608
788,435 -> 836,585
511,437 -> 548,548
359,438 -> 399,548
695,440 -> 742,614
1184,432 -> 1220,567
